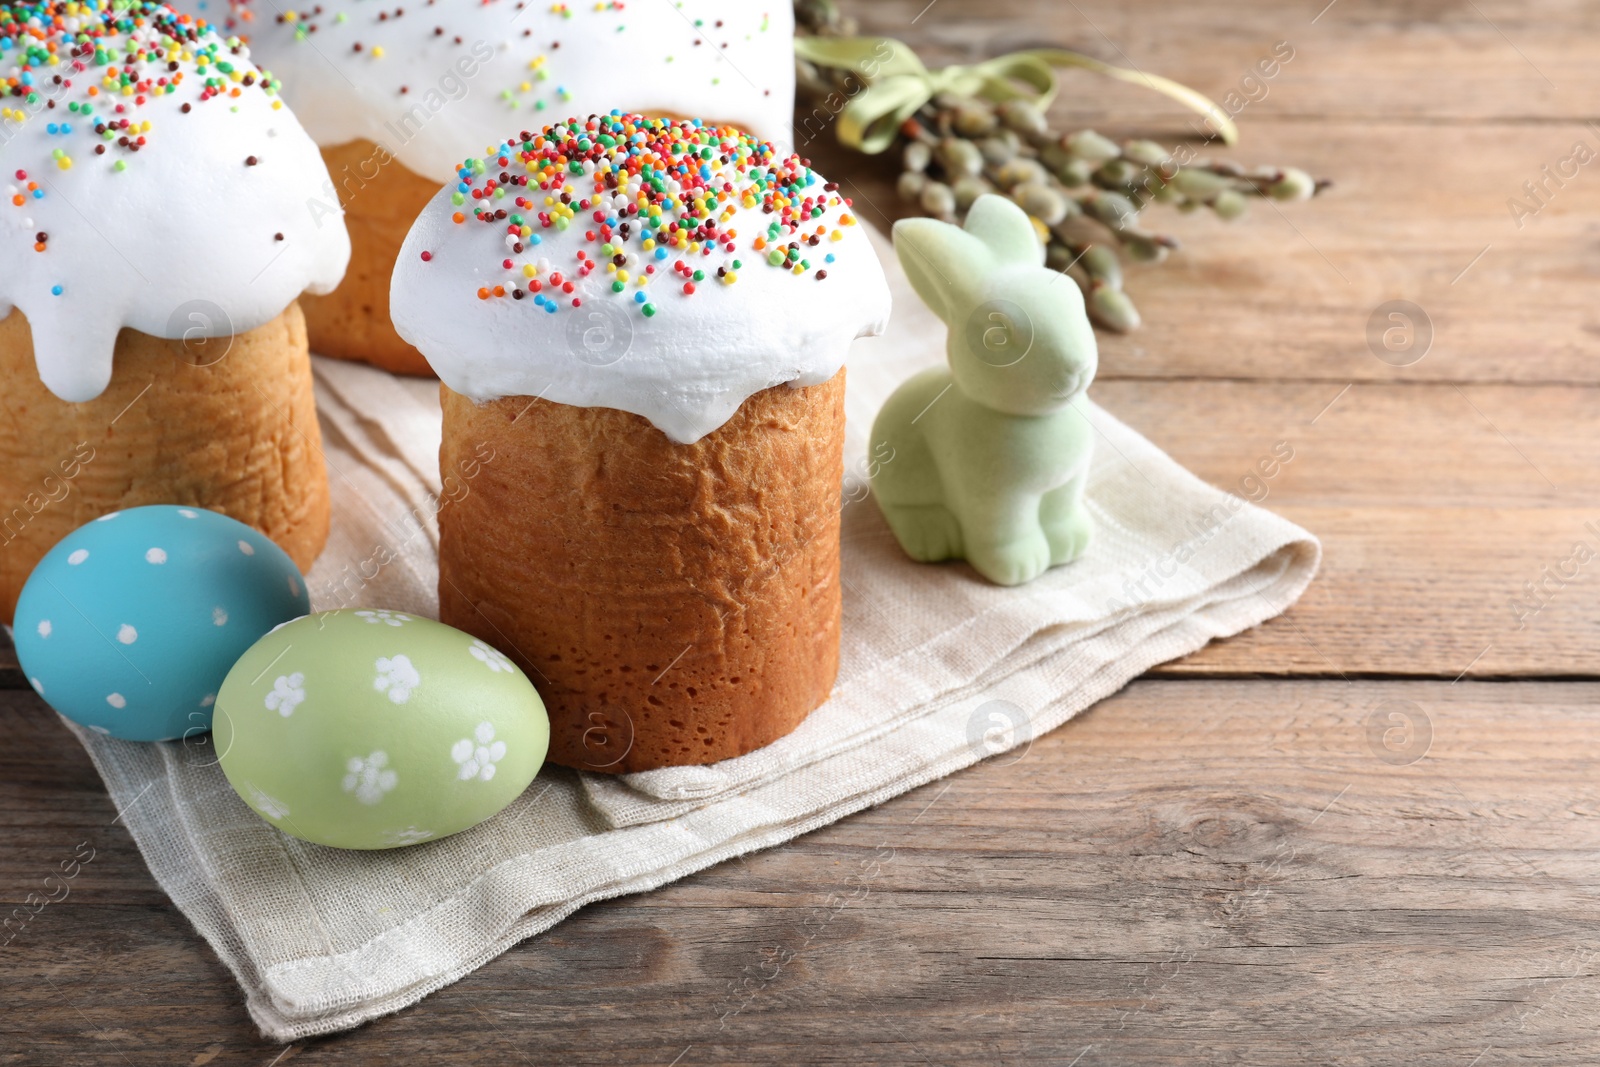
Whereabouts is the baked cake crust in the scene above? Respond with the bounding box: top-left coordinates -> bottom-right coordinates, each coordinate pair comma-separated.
438,371 -> 846,773
0,304 -> 330,621
300,140 -> 437,376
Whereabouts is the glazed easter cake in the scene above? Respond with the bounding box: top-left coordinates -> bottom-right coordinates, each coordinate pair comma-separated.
204,0 -> 796,374
0,0 -> 350,621
391,113 -> 890,772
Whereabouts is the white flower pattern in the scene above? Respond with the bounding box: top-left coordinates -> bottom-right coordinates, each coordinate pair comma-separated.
342,751 -> 397,804
265,672 -> 306,717
452,721 -> 507,782
374,655 -> 420,704
247,784 -> 291,820
356,610 -> 412,627
382,826 -> 436,847
468,638 -> 514,674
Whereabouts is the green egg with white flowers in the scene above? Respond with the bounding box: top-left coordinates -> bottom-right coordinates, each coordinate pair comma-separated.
215,609 -> 549,850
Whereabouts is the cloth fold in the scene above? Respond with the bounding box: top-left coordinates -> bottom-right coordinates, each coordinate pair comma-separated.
62,225 -> 1318,1040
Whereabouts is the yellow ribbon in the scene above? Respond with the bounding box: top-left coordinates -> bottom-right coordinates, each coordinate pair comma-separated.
792,36 -> 1238,154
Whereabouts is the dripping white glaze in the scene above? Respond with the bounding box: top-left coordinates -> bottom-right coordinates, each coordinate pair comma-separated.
0,6 -> 350,403
389,116 -> 890,444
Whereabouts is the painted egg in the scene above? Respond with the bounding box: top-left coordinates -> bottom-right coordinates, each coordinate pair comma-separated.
214,609 -> 549,850
13,506 -> 310,742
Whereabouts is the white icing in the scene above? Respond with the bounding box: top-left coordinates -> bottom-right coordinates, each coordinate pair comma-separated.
389,118 -> 890,444
202,0 -> 796,184
0,7 -> 350,403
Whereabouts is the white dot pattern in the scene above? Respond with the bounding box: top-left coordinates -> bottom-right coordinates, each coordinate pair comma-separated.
24,506 -> 307,742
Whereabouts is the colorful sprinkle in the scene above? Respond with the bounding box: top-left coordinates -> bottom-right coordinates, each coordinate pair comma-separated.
445,112 -> 854,317
1,1 -> 286,258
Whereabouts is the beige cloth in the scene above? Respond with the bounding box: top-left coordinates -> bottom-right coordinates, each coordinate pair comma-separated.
64,228 -> 1319,1040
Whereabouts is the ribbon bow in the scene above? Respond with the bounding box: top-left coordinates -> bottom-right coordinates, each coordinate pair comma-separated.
792,36 -> 1238,154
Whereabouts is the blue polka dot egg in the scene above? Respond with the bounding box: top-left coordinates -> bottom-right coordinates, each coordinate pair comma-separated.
13,506 -> 311,742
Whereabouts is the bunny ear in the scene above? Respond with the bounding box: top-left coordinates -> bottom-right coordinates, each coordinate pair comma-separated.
963,194 -> 1045,267
892,216 -> 988,323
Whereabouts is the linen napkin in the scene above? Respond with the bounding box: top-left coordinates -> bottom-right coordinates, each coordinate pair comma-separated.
60,226 -> 1319,1040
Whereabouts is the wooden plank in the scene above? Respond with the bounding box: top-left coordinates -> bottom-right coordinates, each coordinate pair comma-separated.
1095,379 -> 1600,508
1158,504 -> 1600,677
7,679 -> 1600,1063
1093,379 -> 1600,676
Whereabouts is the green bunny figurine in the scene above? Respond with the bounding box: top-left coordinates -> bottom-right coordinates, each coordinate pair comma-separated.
871,194 -> 1098,586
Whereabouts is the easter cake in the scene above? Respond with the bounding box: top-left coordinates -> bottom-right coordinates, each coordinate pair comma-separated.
390,113 -> 890,772
211,0 -> 796,375
0,0 -> 350,622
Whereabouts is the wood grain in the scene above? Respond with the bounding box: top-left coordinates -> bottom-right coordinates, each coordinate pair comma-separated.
8,680 -> 1600,1065
1094,379 -> 1600,676
855,0 -> 1600,125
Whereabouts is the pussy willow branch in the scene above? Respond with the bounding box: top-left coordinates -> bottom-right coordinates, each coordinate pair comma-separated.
792,0 -> 1329,333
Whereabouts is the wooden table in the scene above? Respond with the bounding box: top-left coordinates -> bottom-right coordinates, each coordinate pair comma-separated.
7,2 -> 1600,1062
